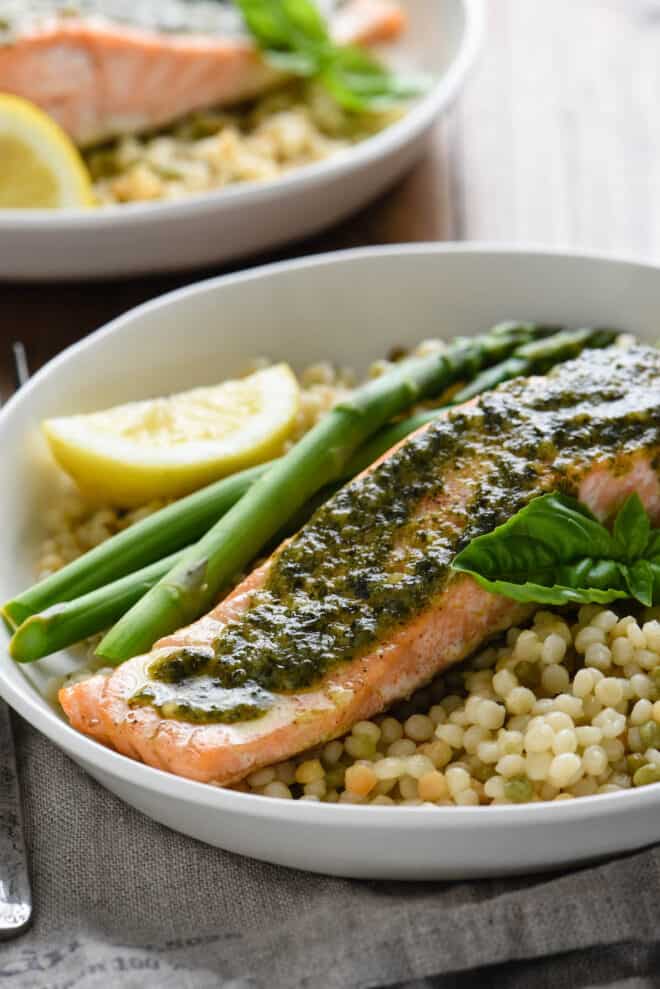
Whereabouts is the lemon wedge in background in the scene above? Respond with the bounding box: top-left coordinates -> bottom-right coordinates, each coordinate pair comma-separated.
0,93 -> 94,208
43,364 -> 301,506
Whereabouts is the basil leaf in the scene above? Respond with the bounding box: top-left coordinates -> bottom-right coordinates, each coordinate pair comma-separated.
613,492 -> 650,559
453,493 -> 616,584
233,0 -> 428,110
626,560 -> 655,607
464,575 -> 630,608
452,491 -> 659,608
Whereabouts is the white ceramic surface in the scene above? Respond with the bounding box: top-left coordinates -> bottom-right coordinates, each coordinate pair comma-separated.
1,244 -> 660,879
0,0 -> 483,281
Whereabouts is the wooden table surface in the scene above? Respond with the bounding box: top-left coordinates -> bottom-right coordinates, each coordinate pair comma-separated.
2,0 -> 659,396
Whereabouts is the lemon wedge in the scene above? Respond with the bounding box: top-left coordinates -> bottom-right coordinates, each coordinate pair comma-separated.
0,93 -> 94,208
43,364 -> 301,506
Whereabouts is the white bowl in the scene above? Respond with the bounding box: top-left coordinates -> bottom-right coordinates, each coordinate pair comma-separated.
0,0 -> 483,281
1,244 -> 660,879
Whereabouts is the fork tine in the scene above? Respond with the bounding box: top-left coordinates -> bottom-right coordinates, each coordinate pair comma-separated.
12,342 -> 29,390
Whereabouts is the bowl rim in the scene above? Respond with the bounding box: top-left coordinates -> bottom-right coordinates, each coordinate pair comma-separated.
0,0 -> 485,229
2,239 -> 660,830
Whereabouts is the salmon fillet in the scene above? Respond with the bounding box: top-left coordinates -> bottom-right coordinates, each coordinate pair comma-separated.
60,345 -> 660,785
0,0 -> 406,145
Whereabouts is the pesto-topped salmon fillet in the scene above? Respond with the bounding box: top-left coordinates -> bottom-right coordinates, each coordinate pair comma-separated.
0,0 -> 406,145
60,346 -> 660,784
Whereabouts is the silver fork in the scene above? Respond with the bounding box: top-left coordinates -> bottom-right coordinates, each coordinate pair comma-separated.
0,342 -> 32,938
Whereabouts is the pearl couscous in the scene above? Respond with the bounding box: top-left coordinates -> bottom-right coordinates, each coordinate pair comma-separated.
231,605 -> 660,805
86,82 -> 398,205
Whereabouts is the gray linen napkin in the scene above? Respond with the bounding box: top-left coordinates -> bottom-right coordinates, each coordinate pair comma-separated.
2,716 -> 659,989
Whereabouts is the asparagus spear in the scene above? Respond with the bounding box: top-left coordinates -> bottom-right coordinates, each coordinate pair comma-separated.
10,552 -> 184,663
4,322 -> 551,634
450,327 -> 618,403
348,326 -> 619,474
96,323 -> 551,662
2,463 -> 266,629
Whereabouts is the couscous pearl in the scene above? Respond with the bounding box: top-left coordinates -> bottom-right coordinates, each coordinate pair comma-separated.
628,727 -> 643,752
295,759 -> 324,784
612,637 -> 634,666
542,633 -> 567,665
498,730 -> 524,755
541,664 -> 570,695
552,729 -> 578,755
345,735 -> 376,760
572,668 -> 595,698
636,650 -> 658,672
643,621 -> 660,652
492,669 -> 517,698
653,701 -> 660,724
630,699 -> 653,725
428,706 -> 447,726
417,771 -> 449,802
524,722 -> 554,752
424,740 -> 452,768
398,776 -> 419,800
477,741 -> 500,764
603,738 -> 625,762
388,738 -> 418,758
322,741 -> 343,765
576,626 -> 606,652
627,624 -> 646,649
374,757 -> 406,780
592,610 -> 618,632
548,753 -> 582,788
514,631 -> 541,663
495,754 -> 526,777
275,761 -> 297,785
584,642 -> 612,671
476,699 -> 506,730
554,694 -> 584,719
345,764 -> 377,796
506,687 -> 536,715
595,677 -> 624,706
435,724 -> 464,750
570,776 -> 598,797
575,725 -> 603,747
463,725 -> 488,754
454,788 -> 479,806
446,766 -> 471,795
353,720 -> 381,743
247,767 -> 276,788
630,674 -> 653,699
582,744 -> 608,776
304,780 -> 327,798
484,776 -> 506,799
406,755 -> 435,779
404,714 -> 434,742
545,711 -> 574,732
526,751 -> 553,781
262,781 -> 292,799
593,708 -> 627,738
380,717 -> 404,745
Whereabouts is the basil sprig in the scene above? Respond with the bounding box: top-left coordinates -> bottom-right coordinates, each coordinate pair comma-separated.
452,492 -> 660,607
235,0 -> 429,110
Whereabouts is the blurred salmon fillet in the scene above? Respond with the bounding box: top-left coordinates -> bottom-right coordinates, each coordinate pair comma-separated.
0,0 -> 406,145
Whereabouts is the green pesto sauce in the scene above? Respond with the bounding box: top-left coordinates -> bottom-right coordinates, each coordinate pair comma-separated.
132,345 -> 660,724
